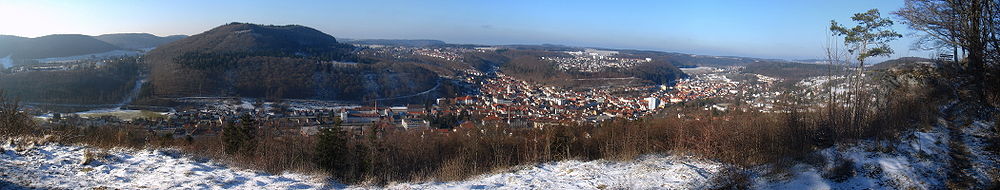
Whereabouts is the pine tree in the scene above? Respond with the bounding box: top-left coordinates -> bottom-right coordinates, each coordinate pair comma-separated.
223,114 -> 258,156
315,126 -> 350,179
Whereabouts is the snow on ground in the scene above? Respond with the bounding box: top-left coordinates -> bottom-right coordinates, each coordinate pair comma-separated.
1,142 -> 722,190
762,123 -> 952,189
2,102 -> 995,189
960,120 -> 999,185
762,102 -> 999,189
380,155 -> 723,190
34,50 -> 142,63
0,142 -> 331,189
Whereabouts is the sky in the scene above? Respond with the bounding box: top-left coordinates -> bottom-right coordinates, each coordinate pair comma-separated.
0,0 -> 935,61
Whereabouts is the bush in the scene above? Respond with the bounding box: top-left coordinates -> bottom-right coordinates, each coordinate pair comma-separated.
823,156 -> 856,182
0,92 -> 33,137
986,115 -> 1000,155
709,166 -> 752,190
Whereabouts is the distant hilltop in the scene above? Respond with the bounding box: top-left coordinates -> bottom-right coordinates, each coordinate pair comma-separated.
0,33 -> 185,60
342,39 -> 447,47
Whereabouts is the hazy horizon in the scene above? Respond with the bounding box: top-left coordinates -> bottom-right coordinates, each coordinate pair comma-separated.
1,0 -> 935,61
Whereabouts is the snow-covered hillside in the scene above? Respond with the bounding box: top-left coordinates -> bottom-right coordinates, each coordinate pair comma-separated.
761,101 -> 998,189
381,155 -> 723,189
2,102 -> 996,189
0,143 -> 329,189
0,141 -> 723,190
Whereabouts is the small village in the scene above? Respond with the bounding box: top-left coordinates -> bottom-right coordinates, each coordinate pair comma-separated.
542,49 -> 653,72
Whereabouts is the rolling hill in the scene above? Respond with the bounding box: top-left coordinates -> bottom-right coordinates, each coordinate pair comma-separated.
144,23 -> 440,102
94,33 -> 187,50
0,34 -> 121,59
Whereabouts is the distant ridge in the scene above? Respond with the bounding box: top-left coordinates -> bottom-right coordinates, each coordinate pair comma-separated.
94,33 -> 187,50
0,34 -> 121,59
150,22 -> 344,55
342,39 -> 447,47
872,57 -> 935,70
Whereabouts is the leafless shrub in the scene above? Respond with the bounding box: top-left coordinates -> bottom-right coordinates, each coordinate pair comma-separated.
823,155 -> 856,182
709,166 -> 752,190
0,92 -> 33,138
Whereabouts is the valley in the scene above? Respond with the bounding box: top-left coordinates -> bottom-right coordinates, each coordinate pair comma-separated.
1,1 -> 998,188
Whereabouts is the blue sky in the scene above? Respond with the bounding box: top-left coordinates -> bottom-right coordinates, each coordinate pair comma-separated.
0,0 -> 932,61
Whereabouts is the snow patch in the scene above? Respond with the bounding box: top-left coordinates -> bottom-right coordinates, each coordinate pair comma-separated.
760,112 -> 996,189
0,143 -> 330,189
382,155 -> 722,189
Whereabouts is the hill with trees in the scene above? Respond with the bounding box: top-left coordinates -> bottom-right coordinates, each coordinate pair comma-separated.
94,33 -> 188,50
0,59 -> 141,106
0,34 -> 121,59
871,57 -> 935,70
144,23 -> 439,102
466,47 -> 688,87
742,61 -> 844,80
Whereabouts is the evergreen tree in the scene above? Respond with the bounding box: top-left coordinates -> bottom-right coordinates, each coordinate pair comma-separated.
223,115 -> 258,156
830,9 -> 902,68
314,120 -> 351,180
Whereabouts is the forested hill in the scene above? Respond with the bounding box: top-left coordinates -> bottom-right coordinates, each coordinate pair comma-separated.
144,23 -> 439,102
94,33 -> 188,50
0,34 -> 121,59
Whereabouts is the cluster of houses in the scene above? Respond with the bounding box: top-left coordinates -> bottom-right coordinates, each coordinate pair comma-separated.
668,67 -> 782,112
5,57 -> 136,74
427,66 -> 783,129
431,73 -> 667,127
542,54 -> 652,73
411,48 -> 465,61
356,46 -> 486,62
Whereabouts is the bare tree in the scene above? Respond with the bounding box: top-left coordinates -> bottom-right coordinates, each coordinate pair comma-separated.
895,0 -> 1000,101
